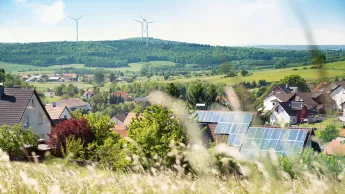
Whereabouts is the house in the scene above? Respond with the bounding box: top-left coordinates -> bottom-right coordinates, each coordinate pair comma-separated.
111,112 -> 139,138
56,98 -> 90,112
270,101 -> 312,125
25,75 -> 43,83
110,113 -> 127,125
263,93 -> 295,111
63,73 -> 78,82
263,92 -> 336,114
110,91 -> 130,104
0,86 -> 53,140
82,90 -> 94,101
312,82 -> 331,93
327,81 -> 345,109
45,104 -> 72,124
269,84 -> 299,96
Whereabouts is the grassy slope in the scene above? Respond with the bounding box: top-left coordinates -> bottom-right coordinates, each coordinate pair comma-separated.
173,61 -> 345,85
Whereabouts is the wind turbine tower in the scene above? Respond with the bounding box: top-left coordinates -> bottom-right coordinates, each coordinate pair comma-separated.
141,16 -> 156,47
135,17 -> 146,42
68,15 -> 83,42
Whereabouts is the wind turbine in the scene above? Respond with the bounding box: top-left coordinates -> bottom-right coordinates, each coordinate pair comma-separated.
68,15 -> 83,42
135,16 -> 146,42
141,16 -> 157,47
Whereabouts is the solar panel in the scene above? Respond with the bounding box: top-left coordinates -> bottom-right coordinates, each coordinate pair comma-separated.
240,127 -> 309,157
197,111 -> 206,122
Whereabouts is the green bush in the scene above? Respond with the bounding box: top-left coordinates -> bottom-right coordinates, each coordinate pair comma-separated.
319,125 -> 339,142
0,124 -> 39,157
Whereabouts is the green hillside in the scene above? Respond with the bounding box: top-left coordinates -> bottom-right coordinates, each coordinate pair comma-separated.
1,38 -> 344,71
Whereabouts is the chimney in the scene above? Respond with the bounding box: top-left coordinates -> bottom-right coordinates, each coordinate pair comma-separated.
52,102 -> 56,107
0,84 -> 4,100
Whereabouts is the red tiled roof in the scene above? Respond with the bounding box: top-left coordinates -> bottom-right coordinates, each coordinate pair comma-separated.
324,139 -> 345,156
45,105 -> 67,120
111,91 -> 129,98
63,73 -> 77,79
124,112 -> 139,126
111,127 -> 128,138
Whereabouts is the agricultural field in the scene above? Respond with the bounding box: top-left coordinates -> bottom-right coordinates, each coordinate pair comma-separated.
173,61 -> 345,85
0,61 -> 175,74
31,82 -> 93,90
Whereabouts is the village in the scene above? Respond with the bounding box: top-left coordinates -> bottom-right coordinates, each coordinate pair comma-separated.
2,75 -> 345,158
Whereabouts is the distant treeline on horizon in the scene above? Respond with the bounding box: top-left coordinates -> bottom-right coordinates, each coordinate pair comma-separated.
0,38 -> 344,70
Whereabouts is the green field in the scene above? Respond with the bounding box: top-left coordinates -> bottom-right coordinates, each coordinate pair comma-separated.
173,61 -> 345,85
31,82 -> 93,90
0,61 -> 176,74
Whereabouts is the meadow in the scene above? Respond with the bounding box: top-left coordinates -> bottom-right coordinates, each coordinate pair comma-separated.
2,60 -> 345,87
174,61 -> 345,85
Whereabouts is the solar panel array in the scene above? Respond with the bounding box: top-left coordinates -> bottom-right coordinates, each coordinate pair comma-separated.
197,111 -> 253,137
238,127 -> 308,156
196,111 -> 309,155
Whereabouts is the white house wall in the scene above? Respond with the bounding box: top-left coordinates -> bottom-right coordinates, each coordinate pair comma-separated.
270,105 -> 291,125
263,96 -> 280,111
330,86 -> 345,109
19,94 -> 51,140
60,108 -> 72,119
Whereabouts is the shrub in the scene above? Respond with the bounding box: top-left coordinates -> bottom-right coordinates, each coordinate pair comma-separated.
279,156 -> 296,179
61,136 -> 84,160
319,125 -> 339,142
0,124 -> 39,159
127,106 -> 188,169
48,118 -> 94,157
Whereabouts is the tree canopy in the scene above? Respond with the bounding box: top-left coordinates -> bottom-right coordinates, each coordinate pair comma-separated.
280,75 -> 309,92
127,106 -> 187,167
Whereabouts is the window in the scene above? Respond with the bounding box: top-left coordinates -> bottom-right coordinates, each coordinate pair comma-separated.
31,99 -> 35,107
23,116 -> 29,128
64,115 -> 68,119
38,113 -> 43,124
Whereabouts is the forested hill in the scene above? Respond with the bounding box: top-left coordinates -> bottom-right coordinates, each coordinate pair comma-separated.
251,45 -> 345,51
0,38 -> 344,70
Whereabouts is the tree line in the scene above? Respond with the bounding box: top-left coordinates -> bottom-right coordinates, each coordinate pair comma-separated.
1,40 -> 344,69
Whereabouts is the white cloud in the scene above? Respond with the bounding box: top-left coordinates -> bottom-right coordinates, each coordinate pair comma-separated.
30,0 -> 66,25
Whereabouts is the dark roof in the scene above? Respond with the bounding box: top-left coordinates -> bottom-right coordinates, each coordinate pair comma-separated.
114,113 -> 127,122
275,84 -> 298,93
274,93 -> 295,102
294,93 -> 319,109
0,88 -> 53,126
275,102 -> 307,116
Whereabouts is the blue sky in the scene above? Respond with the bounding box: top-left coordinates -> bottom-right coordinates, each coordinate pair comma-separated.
0,0 -> 344,45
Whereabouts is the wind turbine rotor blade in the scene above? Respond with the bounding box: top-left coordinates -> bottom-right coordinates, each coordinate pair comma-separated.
68,16 -> 77,20
148,21 -> 157,24
77,15 -> 84,20
135,20 -> 142,23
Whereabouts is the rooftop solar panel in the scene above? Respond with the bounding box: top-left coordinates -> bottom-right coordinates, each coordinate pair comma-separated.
240,127 -> 309,157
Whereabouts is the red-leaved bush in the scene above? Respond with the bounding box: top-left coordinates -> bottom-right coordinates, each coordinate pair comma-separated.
48,118 -> 94,156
